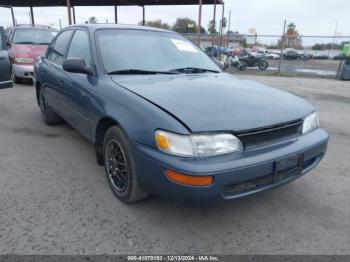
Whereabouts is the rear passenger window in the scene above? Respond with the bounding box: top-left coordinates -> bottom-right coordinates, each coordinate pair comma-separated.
67,30 -> 92,65
47,30 -> 73,66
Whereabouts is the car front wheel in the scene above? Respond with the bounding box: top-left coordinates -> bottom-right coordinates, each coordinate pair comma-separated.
11,68 -> 22,84
103,126 -> 149,203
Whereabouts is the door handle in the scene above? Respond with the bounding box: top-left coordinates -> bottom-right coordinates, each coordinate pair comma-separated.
57,79 -> 64,85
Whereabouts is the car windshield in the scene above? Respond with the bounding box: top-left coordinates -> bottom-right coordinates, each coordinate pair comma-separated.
13,28 -> 57,45
96,29 -> 220,74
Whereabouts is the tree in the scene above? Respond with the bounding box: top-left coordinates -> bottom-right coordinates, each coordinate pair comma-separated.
85,16 -> 97,24
278,23 -> 303,49
208,20 -> 216,34
139,19 -> 171,30
172,18 -> 206,33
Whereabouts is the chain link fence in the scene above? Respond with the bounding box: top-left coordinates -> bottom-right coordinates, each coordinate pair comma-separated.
183,32 -> 350,78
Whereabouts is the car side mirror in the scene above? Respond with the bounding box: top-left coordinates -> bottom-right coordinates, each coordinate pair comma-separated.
63,58 -> 92,74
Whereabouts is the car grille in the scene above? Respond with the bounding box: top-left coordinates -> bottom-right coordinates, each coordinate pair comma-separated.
236,120 -> 303,149
223,154 -> 321,196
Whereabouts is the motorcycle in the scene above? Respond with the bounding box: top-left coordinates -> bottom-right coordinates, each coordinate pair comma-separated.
223,55 -> 247,71
239,50 -> 269,70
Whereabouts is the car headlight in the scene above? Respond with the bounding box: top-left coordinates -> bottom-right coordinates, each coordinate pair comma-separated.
302,112 -> 319,134
155,130 -> 243,157
14,57 -> 35,64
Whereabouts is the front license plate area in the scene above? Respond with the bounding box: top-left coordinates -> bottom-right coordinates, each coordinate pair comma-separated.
274,155 -> 302,183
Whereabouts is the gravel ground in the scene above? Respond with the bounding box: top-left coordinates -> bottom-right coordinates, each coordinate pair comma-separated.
0,75 -> 349,255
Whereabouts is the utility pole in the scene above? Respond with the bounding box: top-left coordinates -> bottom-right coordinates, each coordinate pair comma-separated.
278,20 -> 287,75
114,6 -> 118,24
218,3 -> 224,56
210,0 -> 217,57
67,0 -> 72,25
331,19 -> 338,54
227,10 -> 231,47
10,7 -> 16,26
197,0 -> 203,45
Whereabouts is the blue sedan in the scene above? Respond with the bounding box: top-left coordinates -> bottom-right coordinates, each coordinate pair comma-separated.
34,24 -> 328,207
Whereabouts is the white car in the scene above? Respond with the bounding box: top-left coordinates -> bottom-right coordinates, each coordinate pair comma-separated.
266,52 -> 281,60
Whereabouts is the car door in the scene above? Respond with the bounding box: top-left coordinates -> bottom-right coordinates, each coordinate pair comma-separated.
0,26 -> 12,89
59,29 -> 96,141
41,29 -> 74,113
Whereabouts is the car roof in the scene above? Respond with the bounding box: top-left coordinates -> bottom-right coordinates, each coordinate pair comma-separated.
65,23 -> 175,34
13,24 -> 57,30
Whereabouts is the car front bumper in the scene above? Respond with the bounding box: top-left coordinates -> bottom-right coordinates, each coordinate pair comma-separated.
12,64 -> 34,79
132,128 -> 329,207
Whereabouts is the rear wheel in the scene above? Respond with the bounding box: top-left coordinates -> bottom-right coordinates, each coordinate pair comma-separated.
103,126 -> 149,203
258,60 -> 268,70
39,90 -> 62,125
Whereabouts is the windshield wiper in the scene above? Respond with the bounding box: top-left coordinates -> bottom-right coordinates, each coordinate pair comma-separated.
107,69 -> 179,75
14,41 -> 36,44
168,67 -> 220,74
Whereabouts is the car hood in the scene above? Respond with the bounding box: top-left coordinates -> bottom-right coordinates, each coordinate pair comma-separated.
10,44 -> 48,59
111,73 -> 314,132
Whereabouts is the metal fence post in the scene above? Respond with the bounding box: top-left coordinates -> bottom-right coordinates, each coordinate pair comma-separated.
218,3 -> 224,57
278,20 -> 286,75
211,0 -> 217,57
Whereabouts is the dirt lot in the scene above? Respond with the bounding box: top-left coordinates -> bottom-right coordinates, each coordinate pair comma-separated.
0,75 -> 349,255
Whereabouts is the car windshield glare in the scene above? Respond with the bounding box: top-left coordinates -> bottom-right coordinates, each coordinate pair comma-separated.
13,29 -> 57,45
96,29 -> 220,74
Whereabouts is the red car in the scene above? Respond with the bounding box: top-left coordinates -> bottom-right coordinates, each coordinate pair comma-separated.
7,25 -> 57,83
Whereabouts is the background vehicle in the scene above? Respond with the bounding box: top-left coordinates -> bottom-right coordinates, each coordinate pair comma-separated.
265,52 -> 281,60
333,53 -> 344,60
7,25 -> 57,83
0,26 -> 12,89
205,46 -> 229,57
239,50 -> 269,70
283,48 -> 308,60
223,55 -> 247,71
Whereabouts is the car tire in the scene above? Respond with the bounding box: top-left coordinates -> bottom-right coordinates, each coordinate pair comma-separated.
39,90 -> 62,125
11,69 -> 22,84
258,60 -> 268,70
103,126 -> 149,203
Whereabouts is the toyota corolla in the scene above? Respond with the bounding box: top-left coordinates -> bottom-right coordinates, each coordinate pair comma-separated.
34,24 -> 329,206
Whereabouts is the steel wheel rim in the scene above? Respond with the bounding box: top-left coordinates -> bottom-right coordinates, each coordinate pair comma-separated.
105,139 -> 129,192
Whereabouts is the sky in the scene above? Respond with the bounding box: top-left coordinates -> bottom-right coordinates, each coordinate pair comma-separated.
0,0 -> 349,46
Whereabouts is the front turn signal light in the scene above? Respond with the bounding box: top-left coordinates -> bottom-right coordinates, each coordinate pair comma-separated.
156,132 -> 170,150
165,170 -> 214,186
